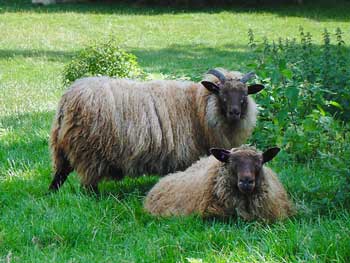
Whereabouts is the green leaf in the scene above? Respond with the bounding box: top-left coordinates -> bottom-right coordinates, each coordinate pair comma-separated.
316,105 -> 326,116
327,100 -> 343,110
281,68 -> 293,79
285,86 -> 299,102
279,59 -> 287,70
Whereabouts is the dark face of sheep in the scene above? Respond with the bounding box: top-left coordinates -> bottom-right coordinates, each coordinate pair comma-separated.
210,147 -> 280,194
201,71 -> 265,122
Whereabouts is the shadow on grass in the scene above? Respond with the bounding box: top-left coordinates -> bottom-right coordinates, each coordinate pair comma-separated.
133,43 -> 253,78
99,176 -> 159,198
2,42 -> 349,80
41,174 -> 158,200
1,0 -> 350,22
0,49 -> 76,62
2,42 -> 350,81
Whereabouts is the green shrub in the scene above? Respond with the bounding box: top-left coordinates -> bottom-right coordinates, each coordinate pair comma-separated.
63,40 -> 143,85
247,28 -> 350,158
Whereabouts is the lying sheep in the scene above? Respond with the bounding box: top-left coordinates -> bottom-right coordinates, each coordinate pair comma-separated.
144,146 -> 294,221
49,69 -> 265,192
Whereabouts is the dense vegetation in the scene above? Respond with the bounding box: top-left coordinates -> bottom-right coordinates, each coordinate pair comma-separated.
0,0 -> 350,262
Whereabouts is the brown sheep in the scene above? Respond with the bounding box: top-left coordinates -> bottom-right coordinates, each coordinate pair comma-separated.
144,145 -> 294,221
49,69 -> 265,193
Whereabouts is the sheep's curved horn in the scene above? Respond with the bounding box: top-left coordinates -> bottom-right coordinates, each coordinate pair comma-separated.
240,72 -> 256,83
207,69 -> 226,84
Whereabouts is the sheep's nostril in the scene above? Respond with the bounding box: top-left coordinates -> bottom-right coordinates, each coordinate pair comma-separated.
232,109 -> 240,116
228,110 -> 240,118
238,179 -> 255,193
229,110 -> 240,116
239,179 -> 253,184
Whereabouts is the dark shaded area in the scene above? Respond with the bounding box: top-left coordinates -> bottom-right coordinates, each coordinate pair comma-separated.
99,176 -> 159,198
1,41 -> 349,81
131,44 -> 253,79
1,0 -> 350,22
0,49 -> 76,62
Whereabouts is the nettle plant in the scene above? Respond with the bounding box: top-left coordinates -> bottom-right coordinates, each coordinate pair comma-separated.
247,28 -> 350,162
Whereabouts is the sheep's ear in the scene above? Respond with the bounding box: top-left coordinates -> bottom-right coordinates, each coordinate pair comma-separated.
262,147 -> 280,163
248,84 -> 265,94
210,148 -> 231,163
201,81 -> 221,94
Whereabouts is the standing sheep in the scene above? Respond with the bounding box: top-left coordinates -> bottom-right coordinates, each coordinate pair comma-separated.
49,69 -> 265,192
144,146 -> 294,221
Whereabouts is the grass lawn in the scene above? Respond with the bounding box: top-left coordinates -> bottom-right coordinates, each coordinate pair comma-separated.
1,0 -> 350,262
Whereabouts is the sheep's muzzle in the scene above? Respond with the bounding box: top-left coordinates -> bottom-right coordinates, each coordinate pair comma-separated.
238,178 -> 255,194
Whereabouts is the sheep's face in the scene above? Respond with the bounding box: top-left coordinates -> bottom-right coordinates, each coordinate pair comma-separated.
210,147 -> 280,194
201,79 -> 264,123
217,81 -> 248,122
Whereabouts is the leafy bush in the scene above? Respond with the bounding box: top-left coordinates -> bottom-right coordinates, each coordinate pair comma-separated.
247,28 -> 350,159
63,40 -> 143,85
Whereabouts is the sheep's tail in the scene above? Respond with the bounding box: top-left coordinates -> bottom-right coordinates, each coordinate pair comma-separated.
48,99 -> 73,191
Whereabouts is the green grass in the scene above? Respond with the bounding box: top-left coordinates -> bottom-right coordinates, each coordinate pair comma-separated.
1,0 -> 350,262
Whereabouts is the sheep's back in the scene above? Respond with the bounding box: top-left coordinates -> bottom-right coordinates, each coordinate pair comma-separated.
144,156 -> 217,216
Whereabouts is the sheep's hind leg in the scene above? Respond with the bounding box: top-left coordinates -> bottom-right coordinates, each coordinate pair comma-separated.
110,165 -> 124,180
79,161 -> 107,195
49,154 -> 73,191
79,161 -> 124,195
